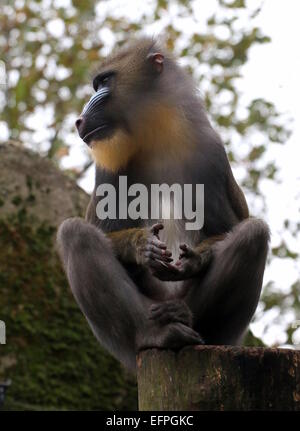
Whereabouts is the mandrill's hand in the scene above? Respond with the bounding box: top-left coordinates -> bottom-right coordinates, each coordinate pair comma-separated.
137,223 -> 173,268
151,243 -> 212,281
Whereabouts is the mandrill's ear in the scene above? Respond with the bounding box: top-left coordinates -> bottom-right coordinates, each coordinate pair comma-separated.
147,52 -> 164,73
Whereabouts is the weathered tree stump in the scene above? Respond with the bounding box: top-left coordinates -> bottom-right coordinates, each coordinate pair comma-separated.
137,345 -> 300,411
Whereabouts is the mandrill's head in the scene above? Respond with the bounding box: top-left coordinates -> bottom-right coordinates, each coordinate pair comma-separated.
75,38 -> 197,173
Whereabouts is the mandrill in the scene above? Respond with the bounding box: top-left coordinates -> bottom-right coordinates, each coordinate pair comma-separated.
57,38 -> 269,372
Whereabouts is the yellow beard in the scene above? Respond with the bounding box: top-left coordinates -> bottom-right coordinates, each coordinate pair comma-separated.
89,105 -> 192,172
90,130 -> 138,173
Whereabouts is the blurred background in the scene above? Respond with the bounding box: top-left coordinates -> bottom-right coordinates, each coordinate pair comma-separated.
0,0 -> 299,410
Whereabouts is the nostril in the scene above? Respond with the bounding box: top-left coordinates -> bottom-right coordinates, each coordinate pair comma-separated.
75,117 -> 83,130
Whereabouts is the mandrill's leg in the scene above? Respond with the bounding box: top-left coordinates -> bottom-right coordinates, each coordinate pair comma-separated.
57,218 -> 202,371
185,218 -> 270,345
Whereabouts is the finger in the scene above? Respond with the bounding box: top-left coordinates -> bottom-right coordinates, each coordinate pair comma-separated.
179,325 -> 204,344
149,258 -> 171,270
149,260 -> 179,277
145,244 -> 172,259
145,249 -> 173,262
183,332 -> 204,345
149,303 -> 161,312
145,244 -> 165,255
150,302 -> 178,313
158,261 -> 180,273
145,251 -> 173,262
179,244 -> 188,259
149,309 -> 165,320
149,237 -> 167,249
150,223 -> 164,237
179,244 -> 194,258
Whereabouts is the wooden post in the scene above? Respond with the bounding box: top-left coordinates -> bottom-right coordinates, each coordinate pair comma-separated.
137,345 -> 300,411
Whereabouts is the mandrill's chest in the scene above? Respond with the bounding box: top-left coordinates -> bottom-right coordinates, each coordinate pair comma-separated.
93,160 -> 205,251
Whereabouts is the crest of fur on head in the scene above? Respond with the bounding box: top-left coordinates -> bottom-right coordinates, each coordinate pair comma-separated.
89,37 -> 199,172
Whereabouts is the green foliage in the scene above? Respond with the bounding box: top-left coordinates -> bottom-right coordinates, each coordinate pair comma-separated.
243,330 -> 265,347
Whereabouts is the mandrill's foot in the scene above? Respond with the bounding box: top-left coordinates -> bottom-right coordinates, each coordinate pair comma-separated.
149,299 -> 193,327
137,321 -> 204,352
141,299 -> 204,350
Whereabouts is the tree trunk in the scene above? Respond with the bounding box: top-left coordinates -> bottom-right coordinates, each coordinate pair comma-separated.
137,345 -> 300,411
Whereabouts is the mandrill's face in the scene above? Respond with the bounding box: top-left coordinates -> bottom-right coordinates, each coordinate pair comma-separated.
75,39 -> 190,172
75,40 -> 165,147
75,71 -> 117,145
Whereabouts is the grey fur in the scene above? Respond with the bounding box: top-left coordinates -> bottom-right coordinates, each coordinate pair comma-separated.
57,39 -> 269,372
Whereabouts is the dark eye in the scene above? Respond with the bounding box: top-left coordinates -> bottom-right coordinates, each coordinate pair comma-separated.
93,73 -> 114,92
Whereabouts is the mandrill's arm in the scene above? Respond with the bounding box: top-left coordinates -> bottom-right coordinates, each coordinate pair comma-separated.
107,227 -> 225,283
85,195 -> 173,270
106,224 -> 174,268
